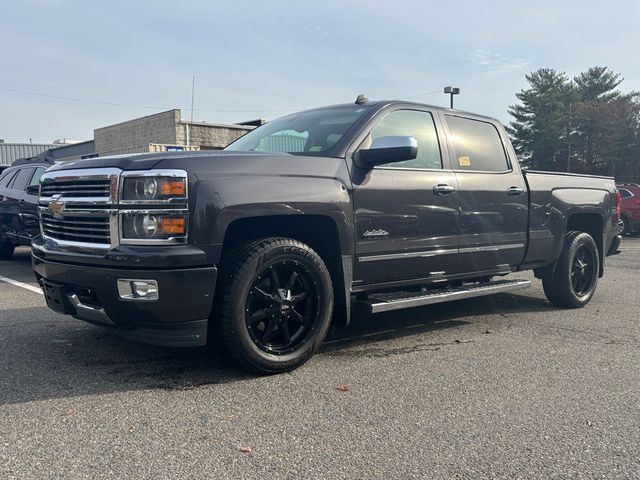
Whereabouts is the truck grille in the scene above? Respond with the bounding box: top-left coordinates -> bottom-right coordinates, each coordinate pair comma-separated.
40,210 -> 113,245
39,168 -> 120,248
40,179 -> 112,199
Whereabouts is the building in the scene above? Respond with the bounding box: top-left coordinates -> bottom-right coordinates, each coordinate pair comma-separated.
93,109 -> 257,157
4,109 -> 261,165
0,141 -> 57,166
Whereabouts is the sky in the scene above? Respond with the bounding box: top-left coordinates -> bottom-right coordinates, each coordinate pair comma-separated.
1,0 -> 639,144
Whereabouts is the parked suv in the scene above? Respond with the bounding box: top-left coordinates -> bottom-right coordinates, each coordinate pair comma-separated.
617,183 -> 640,235
0,160 -> 49,259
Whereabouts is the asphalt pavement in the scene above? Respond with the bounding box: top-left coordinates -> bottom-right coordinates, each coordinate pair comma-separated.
0,241 -> 639,479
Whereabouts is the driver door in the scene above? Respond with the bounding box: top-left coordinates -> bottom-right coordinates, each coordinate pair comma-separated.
350,108 -> 460,288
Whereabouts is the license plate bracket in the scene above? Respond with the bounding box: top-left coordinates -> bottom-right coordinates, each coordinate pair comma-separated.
41,281 -> 69,314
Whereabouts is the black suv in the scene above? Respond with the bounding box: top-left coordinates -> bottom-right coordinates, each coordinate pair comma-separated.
0,160 -> 49,259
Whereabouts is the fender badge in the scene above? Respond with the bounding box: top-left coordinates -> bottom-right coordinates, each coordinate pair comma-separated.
363,229 -> 389,238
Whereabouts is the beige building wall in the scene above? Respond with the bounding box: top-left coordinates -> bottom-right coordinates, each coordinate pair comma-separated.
176,122 -> 251,149
93,110 -> 179,156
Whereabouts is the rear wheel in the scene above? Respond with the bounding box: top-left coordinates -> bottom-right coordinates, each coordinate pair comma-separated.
214,237 -> 333,374
542,231 -> 599,308
0,240 -> 15,260
621,216 -> 630,235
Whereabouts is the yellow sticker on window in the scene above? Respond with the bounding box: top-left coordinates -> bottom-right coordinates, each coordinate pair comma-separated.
458,156 -> 471,167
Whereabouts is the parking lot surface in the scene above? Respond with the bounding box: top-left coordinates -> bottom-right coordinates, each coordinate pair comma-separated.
1,241 -> 639,479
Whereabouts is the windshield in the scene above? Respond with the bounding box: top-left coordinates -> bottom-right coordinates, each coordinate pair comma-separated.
225,105 -> 370,155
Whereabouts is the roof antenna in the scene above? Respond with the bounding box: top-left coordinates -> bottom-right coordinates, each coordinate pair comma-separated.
355,94 -> 368,105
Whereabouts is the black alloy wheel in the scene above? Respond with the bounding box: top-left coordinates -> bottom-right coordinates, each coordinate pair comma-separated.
570,244 -> 596,296
542,231 -> 599,308
245,260 -> 320,355
214,237 -> 333,373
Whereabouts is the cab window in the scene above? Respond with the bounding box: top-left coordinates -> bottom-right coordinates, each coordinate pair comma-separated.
360,110 -> 442,170
446,115 -> 510,172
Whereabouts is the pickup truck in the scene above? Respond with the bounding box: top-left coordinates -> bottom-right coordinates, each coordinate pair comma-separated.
31,98 -> 622,373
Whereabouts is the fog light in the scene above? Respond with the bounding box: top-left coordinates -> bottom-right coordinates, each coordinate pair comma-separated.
117,279 -> 159,301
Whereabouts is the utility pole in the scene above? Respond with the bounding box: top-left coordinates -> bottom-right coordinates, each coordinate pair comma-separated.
444,86 -> 460,108
567,102 -> 572,173
187,75 -> 195,148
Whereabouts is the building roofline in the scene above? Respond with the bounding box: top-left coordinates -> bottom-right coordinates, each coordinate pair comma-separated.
179,120 -> 255,130
94,109 -> 180,132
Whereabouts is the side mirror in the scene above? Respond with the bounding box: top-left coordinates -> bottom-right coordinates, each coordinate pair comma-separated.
25,185 -> 39,196
354,136 -> 418,169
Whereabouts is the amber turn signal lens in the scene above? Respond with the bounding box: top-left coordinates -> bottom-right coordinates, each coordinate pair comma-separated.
159,179 -> 186,196
159,217 -> 186,235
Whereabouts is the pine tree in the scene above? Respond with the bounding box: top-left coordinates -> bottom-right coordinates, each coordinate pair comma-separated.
507,69 -> 574,171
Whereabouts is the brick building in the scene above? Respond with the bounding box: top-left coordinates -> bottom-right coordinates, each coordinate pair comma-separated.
93,109 -> 257,157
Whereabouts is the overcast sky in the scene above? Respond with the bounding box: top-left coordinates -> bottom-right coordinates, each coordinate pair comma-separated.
2,0 -> 639,143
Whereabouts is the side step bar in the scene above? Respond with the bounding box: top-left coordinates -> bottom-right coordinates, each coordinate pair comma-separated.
357,279 -> 531,314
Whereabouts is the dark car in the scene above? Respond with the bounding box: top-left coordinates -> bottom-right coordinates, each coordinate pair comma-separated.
0,161 -> 49,259
32,99 -> 621,373
616,183 -> 640,235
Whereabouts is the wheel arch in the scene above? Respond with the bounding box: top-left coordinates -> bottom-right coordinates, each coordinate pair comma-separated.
220,214 -> 353,325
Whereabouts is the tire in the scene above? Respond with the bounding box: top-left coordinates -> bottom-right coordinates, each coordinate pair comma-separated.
542,231 -> 599,308
0,241 -> 14,260
621,216 -> 630,235
214,237 -> 334,374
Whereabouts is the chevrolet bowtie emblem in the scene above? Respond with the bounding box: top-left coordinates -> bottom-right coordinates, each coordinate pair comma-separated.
48,194 -> 65,219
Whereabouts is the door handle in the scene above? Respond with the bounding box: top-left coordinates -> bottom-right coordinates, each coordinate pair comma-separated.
433,184 -> 456,195
507,186 -> 525,196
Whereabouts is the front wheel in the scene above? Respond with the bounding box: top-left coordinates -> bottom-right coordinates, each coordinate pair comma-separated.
542,231 -> 599,308
214,238 -> 334,374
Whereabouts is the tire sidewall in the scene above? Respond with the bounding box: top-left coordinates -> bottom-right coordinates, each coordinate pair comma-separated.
227,242 -> 333,372
560,233 -> 599,306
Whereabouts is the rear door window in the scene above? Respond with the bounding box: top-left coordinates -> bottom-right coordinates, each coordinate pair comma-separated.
0,170 -> 18,188
11,167 -> 35,191
446,115 -> 510,172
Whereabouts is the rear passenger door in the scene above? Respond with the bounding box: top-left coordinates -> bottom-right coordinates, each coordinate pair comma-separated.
441,114 -> 528,275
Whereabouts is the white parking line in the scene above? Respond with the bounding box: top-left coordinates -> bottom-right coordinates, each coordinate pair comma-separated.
0,275 -> 43,295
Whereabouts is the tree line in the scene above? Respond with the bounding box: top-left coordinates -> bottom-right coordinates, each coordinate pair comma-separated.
507,67 -> 640,181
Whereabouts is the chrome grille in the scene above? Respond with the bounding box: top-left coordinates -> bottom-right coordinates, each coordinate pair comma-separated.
40,210 -> 113,245
40,179 -> 112,198
39,168 -> 120,249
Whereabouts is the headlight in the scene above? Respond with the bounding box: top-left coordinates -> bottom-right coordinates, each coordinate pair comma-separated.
121,175 -> 187,202
120,211 -> 188,244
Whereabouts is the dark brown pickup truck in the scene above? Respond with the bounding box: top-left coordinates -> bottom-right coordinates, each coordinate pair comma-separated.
30,98 -> 621,373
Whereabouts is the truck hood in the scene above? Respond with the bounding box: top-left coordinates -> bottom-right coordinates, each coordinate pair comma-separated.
50,151 -> 345,179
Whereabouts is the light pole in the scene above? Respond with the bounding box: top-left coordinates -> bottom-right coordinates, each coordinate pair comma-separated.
444,86 -> 460,108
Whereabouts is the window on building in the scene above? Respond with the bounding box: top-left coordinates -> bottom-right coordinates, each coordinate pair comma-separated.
446,115 -> 510,172
359,110 -> 442,170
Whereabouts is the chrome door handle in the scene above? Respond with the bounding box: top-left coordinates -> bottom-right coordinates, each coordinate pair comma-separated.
433,184 -> 456,195
507,186 -> 525,196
